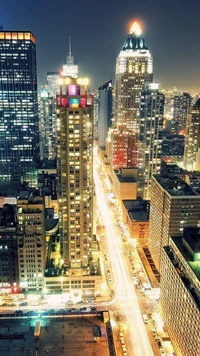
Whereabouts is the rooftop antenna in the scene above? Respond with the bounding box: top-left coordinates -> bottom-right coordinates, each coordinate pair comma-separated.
69,36 -> 71,59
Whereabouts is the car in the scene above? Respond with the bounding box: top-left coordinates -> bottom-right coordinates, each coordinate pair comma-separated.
80,307 -> 91,312
151,329 -> 156,336
19,302 -> 28,306
91,306 -> 97,311
156,340 -> 162,347
65,300 -> 73,305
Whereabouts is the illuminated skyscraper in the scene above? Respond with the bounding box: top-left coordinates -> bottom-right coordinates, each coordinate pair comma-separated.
183,98 -> 200,171
62,38 -> 78,78
173,92 -> 192,133
140,83 -> 164,199
47,72 -> 60,98
0,31 -> 39,186
57,77 -> 94,268
108,22 -> 153,170
114,22 -> 153,130
38,87 -> 57,160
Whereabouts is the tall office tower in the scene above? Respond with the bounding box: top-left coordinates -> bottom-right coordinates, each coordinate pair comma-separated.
114,22 -> 153,130
17,191 -> 46,291
183,98 -> 200,171
108,22 -> 153,170
140,83 -> 164,199
38,87 -> 57,160
173,92 -> 192,132
0,31 -> 39,186
160,228 -> 200,356
98,80 -> 113,149
47,72 -> 60,98
62,38 -> 78,78
148,174 -> 200,271
57,77 -> 94,268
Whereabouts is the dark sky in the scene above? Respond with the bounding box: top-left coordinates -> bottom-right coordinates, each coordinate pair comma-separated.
1,0 -> 200,90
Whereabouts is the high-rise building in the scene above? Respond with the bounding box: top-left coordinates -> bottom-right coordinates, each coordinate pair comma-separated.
183,98 -> 200,171
140,83 -> 164,199
38,87 -> 57,160
114,22 -> 153,130
0,31 -> 39,186
148,174 -> 200,271
160,228 -> 200,356
62,38 -> 78,79
47,72 -> 60,98
108,22 -> 153,170
57,77 -> 94,268
173,92 -> 192,132
17,191 -> 46,291
98,80 -> 113,149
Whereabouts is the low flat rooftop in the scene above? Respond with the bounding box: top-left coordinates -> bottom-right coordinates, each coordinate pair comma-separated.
0,314 -> 110,356
114,171 -> 136,183
154,174 -> 198,196
122,200 -> 149,222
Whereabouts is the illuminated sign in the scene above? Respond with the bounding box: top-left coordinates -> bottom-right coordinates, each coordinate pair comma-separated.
68,98 -> 79,108
68,84 -> 80,96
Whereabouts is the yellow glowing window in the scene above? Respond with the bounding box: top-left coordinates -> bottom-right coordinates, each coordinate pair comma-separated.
25,33 -> 31,40
18,33 -> 24,40
5,32 -> 11,39
0,33 -> 5,39
12,33 -> 18,40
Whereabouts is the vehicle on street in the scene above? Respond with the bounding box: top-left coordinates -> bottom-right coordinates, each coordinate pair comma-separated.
142,314 -> 148,323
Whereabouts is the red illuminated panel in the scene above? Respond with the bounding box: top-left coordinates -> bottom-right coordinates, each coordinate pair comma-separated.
80,97 -> 87,107
61,97 -> 67,107
68,84 -> 80,96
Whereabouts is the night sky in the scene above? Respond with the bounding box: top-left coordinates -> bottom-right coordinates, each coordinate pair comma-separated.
1,0 -> 200,90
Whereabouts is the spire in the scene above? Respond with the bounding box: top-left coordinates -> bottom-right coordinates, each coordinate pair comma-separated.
69,36 -> 71,59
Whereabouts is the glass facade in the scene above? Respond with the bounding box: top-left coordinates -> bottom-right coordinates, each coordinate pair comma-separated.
0,31 -> 39,186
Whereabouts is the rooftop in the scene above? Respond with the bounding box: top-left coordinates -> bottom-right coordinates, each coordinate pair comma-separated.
122,199 -> 149,222
0,313 -> 111,356
114,170 -> 137,183
154,174 -> 198,196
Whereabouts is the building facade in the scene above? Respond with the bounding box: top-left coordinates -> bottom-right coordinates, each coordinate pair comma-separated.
173,92 -> 192,132
183,98 -> 200,171
0,204 -> 19,293
38,87 -> 57,160
0,31 -> 39,186
160,230 -> 200,356
17,191 -> 46,291
98,80 -> 113,149
57,77 -> 94,269
140,83 -> 164,199
148,174 -> 200,271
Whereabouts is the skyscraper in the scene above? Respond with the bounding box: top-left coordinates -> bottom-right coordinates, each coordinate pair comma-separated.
57,77 -> 94,268
38,87 -> 57,160
62,38 -> 78,79
173,92 -> 192,133
108,22 -> 153,170
0,31 -> 39,186
47,72 -> 60,98
140,83 -> 164,199
114,22 -> 153,130
98,80 -> 112,149
183,98 -> 200,171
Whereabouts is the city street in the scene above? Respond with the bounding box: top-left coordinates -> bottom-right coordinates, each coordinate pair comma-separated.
94,160 -> 155,356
